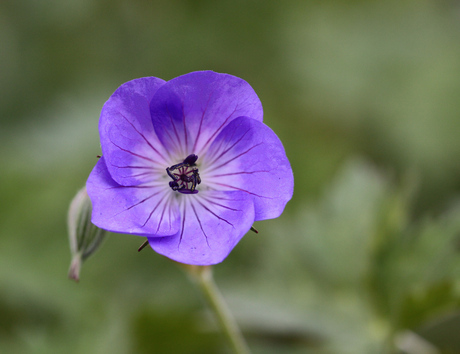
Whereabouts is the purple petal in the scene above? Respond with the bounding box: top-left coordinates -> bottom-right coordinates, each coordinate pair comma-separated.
149,71 -> 263,158
202,117 -> 293,221
99,77 -> 168,186
147,190 -> 255,265
87,157 -> 181,236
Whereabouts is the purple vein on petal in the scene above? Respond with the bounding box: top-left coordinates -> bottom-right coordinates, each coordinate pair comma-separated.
104,184 -> 159,191
156,194 -> 172,233
157,119 -> 177,154
152,104 -> 179,156
205,128 -> 251,167
140,95 -> 154,108
201,196 -> 241,212
117,171 -> 156,180
119,113 -> 168,163
168,199 -> 172,230
108,138 -> 158,164
112,188 -> 164,218
109,163 -> 159,175
165,105 -> 184,156
178,201 -> 187,249
207,170 -> 270,178
142,192 -> 169,228
196,199 -> 235,228
211,124 -> 241,158
111,165 -> 155,170
202,125 -> 240,164
199,194 -> 242,202
206,142 -> 263,174
199,105 -> 239,154
190,202 -> 210,248
192,91 -> 213,153
181,100 -> 188,153
213,182 -> 273,199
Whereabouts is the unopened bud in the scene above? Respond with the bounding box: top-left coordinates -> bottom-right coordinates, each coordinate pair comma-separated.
67,186 -> 107,282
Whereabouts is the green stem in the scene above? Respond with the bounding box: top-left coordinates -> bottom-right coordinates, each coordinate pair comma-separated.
186,265 -> 251,354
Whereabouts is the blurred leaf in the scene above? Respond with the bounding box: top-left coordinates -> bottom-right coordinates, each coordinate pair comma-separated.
294,158 -> 389,288
399,281 -> 460,330
417,312 -> 460,353
131,308 -> 221,354
282,0 -> 460,214
371,202 -> 460,331
233,159 -> 460,352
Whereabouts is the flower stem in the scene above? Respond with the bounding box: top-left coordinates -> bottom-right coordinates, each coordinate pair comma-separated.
185,265 -> 251,354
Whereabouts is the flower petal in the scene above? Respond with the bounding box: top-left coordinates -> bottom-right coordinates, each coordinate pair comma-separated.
149,71 -> 263,158
99,77 -> 168,186
87,156 -> 181,236
147,190 -> 255,265
202,117 -> 293,221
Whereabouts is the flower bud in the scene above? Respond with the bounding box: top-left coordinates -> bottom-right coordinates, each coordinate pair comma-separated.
67,186 -> 107,282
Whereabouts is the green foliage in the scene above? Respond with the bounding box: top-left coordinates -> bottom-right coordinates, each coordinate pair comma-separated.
132,309 -> 222,354
1,0 -> 460,353
242,160 -> 460,353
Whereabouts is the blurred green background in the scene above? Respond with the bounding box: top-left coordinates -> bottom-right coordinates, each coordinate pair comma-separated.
2,0 -> 460,353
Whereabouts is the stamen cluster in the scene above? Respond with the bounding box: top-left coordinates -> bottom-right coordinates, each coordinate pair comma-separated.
166,154 -> 201,194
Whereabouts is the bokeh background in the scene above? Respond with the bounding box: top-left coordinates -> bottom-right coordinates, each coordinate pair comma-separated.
2,0 -> 460,353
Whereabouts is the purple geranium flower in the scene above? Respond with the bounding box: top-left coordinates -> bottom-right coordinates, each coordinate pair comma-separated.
87,71 -> 293,265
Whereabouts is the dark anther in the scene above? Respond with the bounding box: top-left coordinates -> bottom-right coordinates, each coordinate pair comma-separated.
183,154 -> 198,166
166,154 -> 201,194
169,180 -> 180,190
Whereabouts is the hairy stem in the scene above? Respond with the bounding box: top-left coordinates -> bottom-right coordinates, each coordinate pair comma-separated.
185,265 -> 250,354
